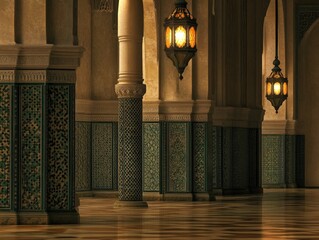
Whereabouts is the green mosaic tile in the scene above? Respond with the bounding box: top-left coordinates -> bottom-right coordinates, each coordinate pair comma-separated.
0,85 -> 11,209
143,123 -> 160,192
47,85 -> 71,210
75,122 -> 91,191
262,135 -> 285,187
20,85 -> 43,211
92,123 -> 114,190
167,123 -> 189,193
192,123 -> 207,193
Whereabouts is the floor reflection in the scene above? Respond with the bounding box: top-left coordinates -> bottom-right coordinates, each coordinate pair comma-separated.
0,189 -> 319,239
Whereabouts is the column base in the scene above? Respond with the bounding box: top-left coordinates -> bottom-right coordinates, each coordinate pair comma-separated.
48,211 -> 80,224
193,193 -> 216,201
114,200 -> 148,208
0,212 -> 18,225
18,212 -> 49,225
0,211 -> 80,225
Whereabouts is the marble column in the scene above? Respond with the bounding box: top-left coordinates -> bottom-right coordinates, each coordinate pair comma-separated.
114,0 -> 147,208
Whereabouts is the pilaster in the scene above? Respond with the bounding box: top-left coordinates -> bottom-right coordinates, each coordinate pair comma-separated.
0,45 -> 83,224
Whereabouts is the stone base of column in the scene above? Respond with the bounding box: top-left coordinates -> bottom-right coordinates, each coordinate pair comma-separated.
193,193 -> 216,201
48,212 -> 80,224
113,201 -> 148,209
18,212 -> 49,225
0,211 -> 80,225
0,212 -> 18,225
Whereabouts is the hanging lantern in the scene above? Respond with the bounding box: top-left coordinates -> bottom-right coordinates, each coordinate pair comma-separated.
164,0 -> 197,80
266,0 -> 288,113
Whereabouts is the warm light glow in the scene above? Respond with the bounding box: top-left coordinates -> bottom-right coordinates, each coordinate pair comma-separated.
274,82 -> 281,95
175,26 -> 187,48
266,82 -> 272,96
165,27 -> 172,48
189,27 -> 196,48
283,82 -> 288,95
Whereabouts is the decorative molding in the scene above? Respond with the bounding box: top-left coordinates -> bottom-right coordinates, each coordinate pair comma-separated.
262,120 -> 296,135
76,100 -> 213,122
0,70 -> 76,83
115,84 -> 146,98
75,99 -> 118,122
0,45 -> 83,70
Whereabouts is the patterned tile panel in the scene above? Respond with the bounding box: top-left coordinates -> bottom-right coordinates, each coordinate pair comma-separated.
112,123 -> 118,190
75,122 -> 91,191
262,135 -> 285,187
47,85 -> 70,210
143,123 -> 160,192
232,128 -> 249,189
0,85 -> 11,209
20,85 -> 43,211
92,123 -> 113,190
167,123 -> 188,193
192,123 -> 206,193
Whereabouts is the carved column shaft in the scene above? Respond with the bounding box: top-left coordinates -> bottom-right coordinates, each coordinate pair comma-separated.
114,0 -> 147,207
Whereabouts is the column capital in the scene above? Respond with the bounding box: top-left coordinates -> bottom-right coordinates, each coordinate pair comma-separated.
115,83 -> 146,98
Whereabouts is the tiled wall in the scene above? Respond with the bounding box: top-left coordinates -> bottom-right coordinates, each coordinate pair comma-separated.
75,122 -> 262,196
262,135 -> 305,188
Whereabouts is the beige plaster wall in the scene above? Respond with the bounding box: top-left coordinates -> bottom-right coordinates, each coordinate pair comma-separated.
298,20 -> 319,187
76,0 -> 92,99
262,0 -> 287,119
91,10 -> 118,100
0,0 -> 15,45
15,0 -> 46,44
143,0 -> 159,101
47,0 -> 74,45
159,0 -> 192,101
192,0 -> 210,100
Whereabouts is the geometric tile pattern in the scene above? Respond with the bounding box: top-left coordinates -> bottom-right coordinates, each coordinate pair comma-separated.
262,135 -> 285,187
75,122 -> 91,191
92,123 -> 113,190
0,85 -> 11,209
143,123 -> 160,192
2,189 -> 319,239
192,123 -> 206,193
167,123 -> 188,193
118,98 -> 143,201
47,85 -> 71,210
20,85 -> 43,211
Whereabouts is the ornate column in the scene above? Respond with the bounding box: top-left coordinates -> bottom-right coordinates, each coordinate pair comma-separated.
114,0 -> 147,208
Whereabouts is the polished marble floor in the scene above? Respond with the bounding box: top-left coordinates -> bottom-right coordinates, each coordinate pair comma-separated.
1,189 -> 319,239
